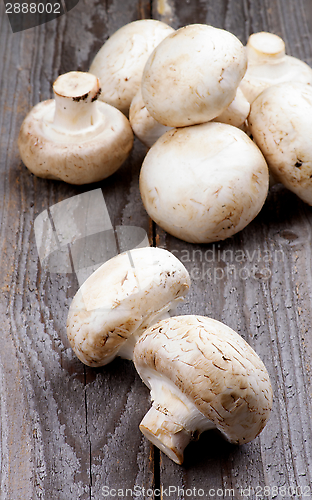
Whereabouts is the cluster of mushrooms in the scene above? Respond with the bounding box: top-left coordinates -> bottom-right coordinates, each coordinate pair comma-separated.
18,19 -> 312,464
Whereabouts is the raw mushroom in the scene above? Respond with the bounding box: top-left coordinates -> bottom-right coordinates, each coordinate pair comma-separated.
89,19 -> 174,116
240,31 -> 312,104
66,247 -> 191,367
133,315 -> 273,465
18,71 -> 133,185
129,86 -> 250,148
248,82 -> 312,205
139,121 -> 269,243
141,24 -> 247,127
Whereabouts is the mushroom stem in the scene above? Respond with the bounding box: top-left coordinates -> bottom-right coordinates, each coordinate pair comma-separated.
139,373 -> 216,464
140,406 -> 191,465
52,71 -> 102,133
247,32 -> 286,64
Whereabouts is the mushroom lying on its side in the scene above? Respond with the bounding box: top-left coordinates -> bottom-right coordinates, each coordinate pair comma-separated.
141,24 -> 247,127
18,71 -> 133,185
240,31 -> 312,104
248,82 -> 312,205
129,86 -> 250,148
139,121 -> 269,243
89,19 -> 174,116
67,247 -> 190,367
133,315 -> 273,465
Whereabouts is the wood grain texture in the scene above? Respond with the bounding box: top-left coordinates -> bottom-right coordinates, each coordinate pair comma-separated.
1,0 -> 312,498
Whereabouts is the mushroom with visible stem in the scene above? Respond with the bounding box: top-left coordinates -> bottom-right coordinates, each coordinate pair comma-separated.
133,315 -> 273,465
240,31 -> 312,104
248,82 -> 312,205
139,121 -> 269,244
66,247 -> 191,367
89,19 -> 175,116
141,24 -> 247,128
18,71 -> 134,185
129,86 -> 250,149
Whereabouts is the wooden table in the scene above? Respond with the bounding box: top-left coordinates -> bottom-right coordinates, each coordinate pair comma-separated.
1,1 -> 312,498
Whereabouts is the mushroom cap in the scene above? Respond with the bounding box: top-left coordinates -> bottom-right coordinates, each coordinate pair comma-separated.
248,82 -> 312,205
18,99 -> 133,185
66,247 -> 191,367
89,19 -> 175,116
141,24 -> 247,127
133,315 -> 273,445
139,121 -> 269,243
240,32 -> 312,103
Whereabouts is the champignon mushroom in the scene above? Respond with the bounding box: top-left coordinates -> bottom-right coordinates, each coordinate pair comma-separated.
18,71 -> 133,185
240,31 -> 312,104
139,121 -> 269,243
66,247 -> 191,367
129,86 -> 250,148
133,315 -> 273,465
248,82 -> 312,205
141,24 -> 247,127
89,19 -> 175,116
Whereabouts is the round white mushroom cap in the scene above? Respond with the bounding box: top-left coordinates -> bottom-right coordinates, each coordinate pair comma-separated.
66,247 -> 191,367
248,82 -> 312,205
18,71 -> 133,185
89,19 -> 175,116
240,32 -> 312,104
133,315 -> 273,465
141,24 -> 247,127
139,121 -> 269,243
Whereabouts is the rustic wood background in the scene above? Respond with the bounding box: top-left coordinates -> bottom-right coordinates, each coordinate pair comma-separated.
1,0 -> 312,498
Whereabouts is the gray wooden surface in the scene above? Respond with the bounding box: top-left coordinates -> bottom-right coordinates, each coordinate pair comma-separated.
1,0 -> 312,499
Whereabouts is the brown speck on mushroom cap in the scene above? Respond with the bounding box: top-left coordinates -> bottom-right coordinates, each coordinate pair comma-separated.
133,315 -> 273,464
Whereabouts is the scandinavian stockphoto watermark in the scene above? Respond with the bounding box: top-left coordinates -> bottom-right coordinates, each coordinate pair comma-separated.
34,188 -> 149,290
4,0 -> 81,32
169,245 -> 285,284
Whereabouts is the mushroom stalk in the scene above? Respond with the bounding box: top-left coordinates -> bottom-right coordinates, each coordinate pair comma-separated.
139,373 -> 215,464
247,31 -> 286,64
49,72 -> 102,138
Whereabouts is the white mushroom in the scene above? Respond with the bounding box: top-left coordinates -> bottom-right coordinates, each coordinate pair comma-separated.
139,121 -> 269,243
248,82 -> 312,205
89,19 -> 174,116
133,315 -> 273,465
66,247 -> 191,366
129,86 -> 250,148
18,71 -> 133,185
141,24 -> 247,127
240,31 -> 312,104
